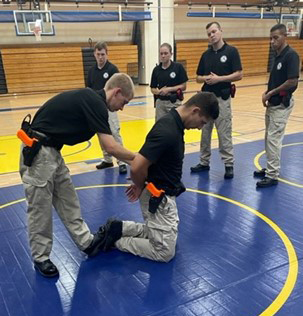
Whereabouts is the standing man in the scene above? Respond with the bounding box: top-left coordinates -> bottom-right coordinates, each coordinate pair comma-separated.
254,24 -> 300,188
87,41 -> 127,174
97,92 -> 219,262
19,73 -> 135,277
150,43 -> 188,121
190,22 -> 243,179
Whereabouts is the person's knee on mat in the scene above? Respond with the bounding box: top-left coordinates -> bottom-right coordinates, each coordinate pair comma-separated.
154,247 -> 176,263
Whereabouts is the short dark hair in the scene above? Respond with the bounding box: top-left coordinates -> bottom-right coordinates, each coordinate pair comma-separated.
270,23 -> 287,35
184,92 -> 219,120
160,43 -> 173,54
206,21 -> 221,30
94,41 -> 108,53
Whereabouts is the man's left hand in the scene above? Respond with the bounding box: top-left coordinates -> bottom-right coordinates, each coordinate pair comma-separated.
125,184 -> 142,202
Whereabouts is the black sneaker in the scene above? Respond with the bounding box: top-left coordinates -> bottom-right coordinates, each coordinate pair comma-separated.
119,164 -> 127,174
190,163 -> 210,173
224,166 -> 234,179
256,177 -> 278,188
253,168 -> 266,177
96,161 -> 114,170
34,259 -> 59,278
102,219 -> 123,252
84,225 -> 106,257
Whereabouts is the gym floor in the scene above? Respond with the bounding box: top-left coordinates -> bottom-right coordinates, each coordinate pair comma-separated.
0,76 -> 302,315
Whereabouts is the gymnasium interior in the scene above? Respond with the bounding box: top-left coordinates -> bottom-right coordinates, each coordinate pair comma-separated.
0,0 -> 303,315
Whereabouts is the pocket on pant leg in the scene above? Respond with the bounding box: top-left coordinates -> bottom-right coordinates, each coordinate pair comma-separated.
269,105 -> 291,125
21,147 -> 58,187
147,222 -> 175,251
22,164 -> 54,187
267,120 -> 286,140
22,168 -> 50,188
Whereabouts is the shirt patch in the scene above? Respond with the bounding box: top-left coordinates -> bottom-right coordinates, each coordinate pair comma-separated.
277,62 -> 282,70
103,72 -> 109,79
220,55 -> 227,63
170,72 -> 176,78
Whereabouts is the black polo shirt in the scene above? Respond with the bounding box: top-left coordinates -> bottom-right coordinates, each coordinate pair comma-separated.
87,61 -> 119,90
197,43 -> 242,96
150,61 -> 188,89
268,45 -> 300,96
139,108 -> 185,189
31,88 -> 111,146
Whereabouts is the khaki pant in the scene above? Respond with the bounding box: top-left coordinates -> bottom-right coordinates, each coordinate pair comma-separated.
115,188 -> 179,262
265,98 -> 294,179
199,97 -> 233,166
155,99 -> 181,121
101,110 -> 125,166
20,145 -> 93,262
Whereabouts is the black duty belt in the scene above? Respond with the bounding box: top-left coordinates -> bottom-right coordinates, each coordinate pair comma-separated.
155,185 -> 186,197
29,130 -> 62,150
158,95 -> 171,101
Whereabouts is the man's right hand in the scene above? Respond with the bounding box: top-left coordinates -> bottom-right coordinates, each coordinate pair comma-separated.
262,91 -> 270,107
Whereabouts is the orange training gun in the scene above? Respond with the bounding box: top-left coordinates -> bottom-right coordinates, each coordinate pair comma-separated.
146,182 -> 165,197
17,129 -> 38,147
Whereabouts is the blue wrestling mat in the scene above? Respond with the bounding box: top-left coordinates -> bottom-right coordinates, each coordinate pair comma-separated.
0,133 -> 303,316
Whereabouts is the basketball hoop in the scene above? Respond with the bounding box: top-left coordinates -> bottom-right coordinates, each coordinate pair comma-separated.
33,19 -> 42,41
281,14 -> 302,38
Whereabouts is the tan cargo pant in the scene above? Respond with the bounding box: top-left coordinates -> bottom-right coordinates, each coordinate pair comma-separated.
199,97 -> 233,166
101,110 -> 125,166
265,98 -> 294,179
20,145 -> 93,262
155,99 -> 181,121
115,188 -> 179,262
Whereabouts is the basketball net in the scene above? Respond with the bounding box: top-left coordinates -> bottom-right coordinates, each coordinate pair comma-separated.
33,19 -> 42,41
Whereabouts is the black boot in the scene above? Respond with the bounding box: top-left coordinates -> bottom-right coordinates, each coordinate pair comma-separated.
34,259 -> 59,278
253,168 -> 266,177
119,164 -> 127,174
190,163 -> 210,173
96,161 -> 114,170
102,219 -> 123,252
84,225 -> 106,257
256,177 -> 278,188
224,166 -> 234,179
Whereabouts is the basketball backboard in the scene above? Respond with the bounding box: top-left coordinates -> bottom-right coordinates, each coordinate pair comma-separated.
281,12 -> 302,37
13,10 -> 55,36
